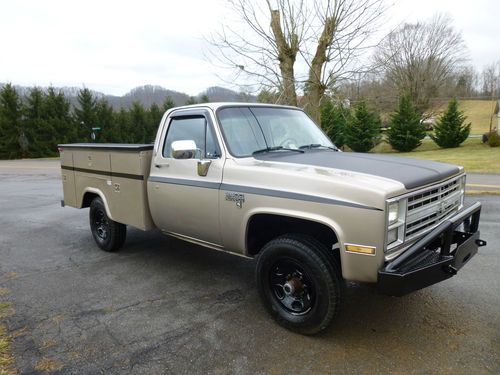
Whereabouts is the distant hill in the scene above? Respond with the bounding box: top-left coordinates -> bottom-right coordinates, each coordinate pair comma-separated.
0,83 -> 256,110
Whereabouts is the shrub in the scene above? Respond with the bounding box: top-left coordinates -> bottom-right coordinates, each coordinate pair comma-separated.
430,98 -> 471,148
345,100 -> 381,152
488,132 -> 500,147
387,94 -> 425,152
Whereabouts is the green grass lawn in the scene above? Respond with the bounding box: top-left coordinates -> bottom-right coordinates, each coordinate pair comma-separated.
372,138 -> 500,173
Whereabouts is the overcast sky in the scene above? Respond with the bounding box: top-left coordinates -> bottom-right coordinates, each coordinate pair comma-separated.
0,0 -> 498,96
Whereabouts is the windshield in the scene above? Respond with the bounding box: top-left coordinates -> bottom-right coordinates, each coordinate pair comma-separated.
217,107 -> 334,157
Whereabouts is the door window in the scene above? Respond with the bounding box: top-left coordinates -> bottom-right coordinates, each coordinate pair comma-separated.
163,116 -> 219,159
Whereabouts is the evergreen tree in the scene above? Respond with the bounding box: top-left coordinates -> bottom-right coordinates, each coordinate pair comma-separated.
129,102 -> 147,143
257,89 -> 279,103
74,88 -> 98,141
113,108 -> 130,143
162,96 -> 175,112
147,103 -> 162,143
22,87 -> 46,157
185,96 -> 198,105
44,87 -> 75,153
0,84 -> 24,158
345,100 -> 381,152
431,98 -> 471,148
200,94 -> 210,103
320,100 -> 349,148
387,94 -> 426,152
23,87 -> 46,157
95,99 -> 115,142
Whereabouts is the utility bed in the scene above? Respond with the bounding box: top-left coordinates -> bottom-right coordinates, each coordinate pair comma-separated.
58,143 -> 155,230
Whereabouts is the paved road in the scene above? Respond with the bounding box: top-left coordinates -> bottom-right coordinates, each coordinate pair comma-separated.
0,160 -> 499,374
467,173 -> 500,193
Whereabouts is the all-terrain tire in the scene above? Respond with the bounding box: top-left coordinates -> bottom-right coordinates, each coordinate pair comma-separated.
255,234 -> 343,335
89,196 -> 126,252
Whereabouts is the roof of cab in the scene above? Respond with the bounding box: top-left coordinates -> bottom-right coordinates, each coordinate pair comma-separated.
167,102 -> 300,112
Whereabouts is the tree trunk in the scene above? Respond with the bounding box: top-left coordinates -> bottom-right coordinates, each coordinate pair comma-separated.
305,17 -> 336,123
269,9 -> 298,107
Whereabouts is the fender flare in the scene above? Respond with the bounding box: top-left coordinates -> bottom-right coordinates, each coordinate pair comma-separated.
81,187 -> 115,221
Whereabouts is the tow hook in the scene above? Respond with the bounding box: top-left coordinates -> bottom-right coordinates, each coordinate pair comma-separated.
444,265 -> 458,275
475,239 -> 487,247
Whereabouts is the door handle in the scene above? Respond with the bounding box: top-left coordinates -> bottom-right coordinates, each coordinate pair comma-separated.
197,160 -> 212,176
155,162 -> 169,168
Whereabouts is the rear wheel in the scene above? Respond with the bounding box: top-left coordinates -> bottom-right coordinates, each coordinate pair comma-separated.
89,197 -> 126,252
255,234 -> 342,335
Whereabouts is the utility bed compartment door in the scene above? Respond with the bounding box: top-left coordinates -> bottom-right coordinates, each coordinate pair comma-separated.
73,149 -> 111,173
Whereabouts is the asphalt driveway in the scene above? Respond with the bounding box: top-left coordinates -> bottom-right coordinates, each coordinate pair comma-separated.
0,160 -> 499,374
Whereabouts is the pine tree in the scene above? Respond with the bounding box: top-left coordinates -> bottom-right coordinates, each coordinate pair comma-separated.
320,100 -> 350,148
95,99 -> 114,142
0,84 -> 24,158
23,87 -> 49,157
431,98 -> 471,148
74,88 -> 98,141
113,108 -> 130,143
387,94 -> 425,152
147,103 -> 162,143
162,96 -> 175,112
185,96 -> 198,105
129,102 -> 147,143
345,100 -> 381,152
200,94 -> 210,103
42,87 -> 75,155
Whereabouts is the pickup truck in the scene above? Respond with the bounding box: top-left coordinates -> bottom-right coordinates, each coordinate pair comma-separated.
58,103 -> 486,334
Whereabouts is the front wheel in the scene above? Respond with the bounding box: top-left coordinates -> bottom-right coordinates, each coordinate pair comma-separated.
255,234 -> 342,335
89,197 -> 126,252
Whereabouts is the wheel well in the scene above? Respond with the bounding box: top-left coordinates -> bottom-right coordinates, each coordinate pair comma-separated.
81,192 -> 99,208
246,214 -> 339,257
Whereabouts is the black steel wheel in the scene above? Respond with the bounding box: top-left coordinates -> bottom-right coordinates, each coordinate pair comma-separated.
89,196 -> 126,252
256,234 -> 342,335
269,258 -> 315,315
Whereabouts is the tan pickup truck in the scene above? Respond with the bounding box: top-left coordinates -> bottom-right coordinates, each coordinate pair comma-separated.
59,103 -> 486,334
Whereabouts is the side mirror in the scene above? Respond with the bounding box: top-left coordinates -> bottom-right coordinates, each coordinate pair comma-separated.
171,140 -> 197,159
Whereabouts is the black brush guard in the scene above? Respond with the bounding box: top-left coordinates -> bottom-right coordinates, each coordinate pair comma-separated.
378,202 -> 487,296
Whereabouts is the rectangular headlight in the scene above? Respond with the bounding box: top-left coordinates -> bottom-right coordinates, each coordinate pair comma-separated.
388,201 -> 399,225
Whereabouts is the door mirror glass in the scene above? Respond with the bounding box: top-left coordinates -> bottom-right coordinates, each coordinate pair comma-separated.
171,140 -> 197,159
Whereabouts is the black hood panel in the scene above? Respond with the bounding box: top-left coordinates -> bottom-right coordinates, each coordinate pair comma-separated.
253,151 -> 461,190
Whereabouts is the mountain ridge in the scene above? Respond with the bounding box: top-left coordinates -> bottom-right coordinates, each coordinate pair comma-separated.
0,83 -> 256,109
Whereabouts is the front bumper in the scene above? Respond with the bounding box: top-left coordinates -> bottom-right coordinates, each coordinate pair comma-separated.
378,202 -> 487,296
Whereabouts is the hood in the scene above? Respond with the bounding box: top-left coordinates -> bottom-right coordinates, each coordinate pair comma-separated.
253,150 -> 461,190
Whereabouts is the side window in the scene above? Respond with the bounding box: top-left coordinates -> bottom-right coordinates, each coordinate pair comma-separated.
163,116 -> 220,159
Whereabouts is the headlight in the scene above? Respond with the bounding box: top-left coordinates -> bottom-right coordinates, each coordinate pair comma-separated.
388,201 -> 399,225
386,198 -> 407,251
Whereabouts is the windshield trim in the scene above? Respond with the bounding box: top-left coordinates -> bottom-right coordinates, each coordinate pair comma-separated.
214,104 -> 333,159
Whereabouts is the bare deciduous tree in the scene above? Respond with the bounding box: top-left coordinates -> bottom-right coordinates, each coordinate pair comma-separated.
208,0 -> 385,121
373,14 -> 467,113
481,62 -> 500,97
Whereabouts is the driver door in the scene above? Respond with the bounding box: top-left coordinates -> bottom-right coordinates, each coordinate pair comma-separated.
148,109 -> 224,246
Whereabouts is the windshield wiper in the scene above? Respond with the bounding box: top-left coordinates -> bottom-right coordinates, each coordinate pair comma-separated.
299,143 -> 339,151
252,146 -> 305,155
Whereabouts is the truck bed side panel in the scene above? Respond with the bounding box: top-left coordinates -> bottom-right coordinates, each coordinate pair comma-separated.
108,151 -> 155,230
59,144 -> 155,231
60,149 -> 77,207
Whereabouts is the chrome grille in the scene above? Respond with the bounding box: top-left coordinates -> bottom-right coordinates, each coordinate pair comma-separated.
405,176 -> 463,241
